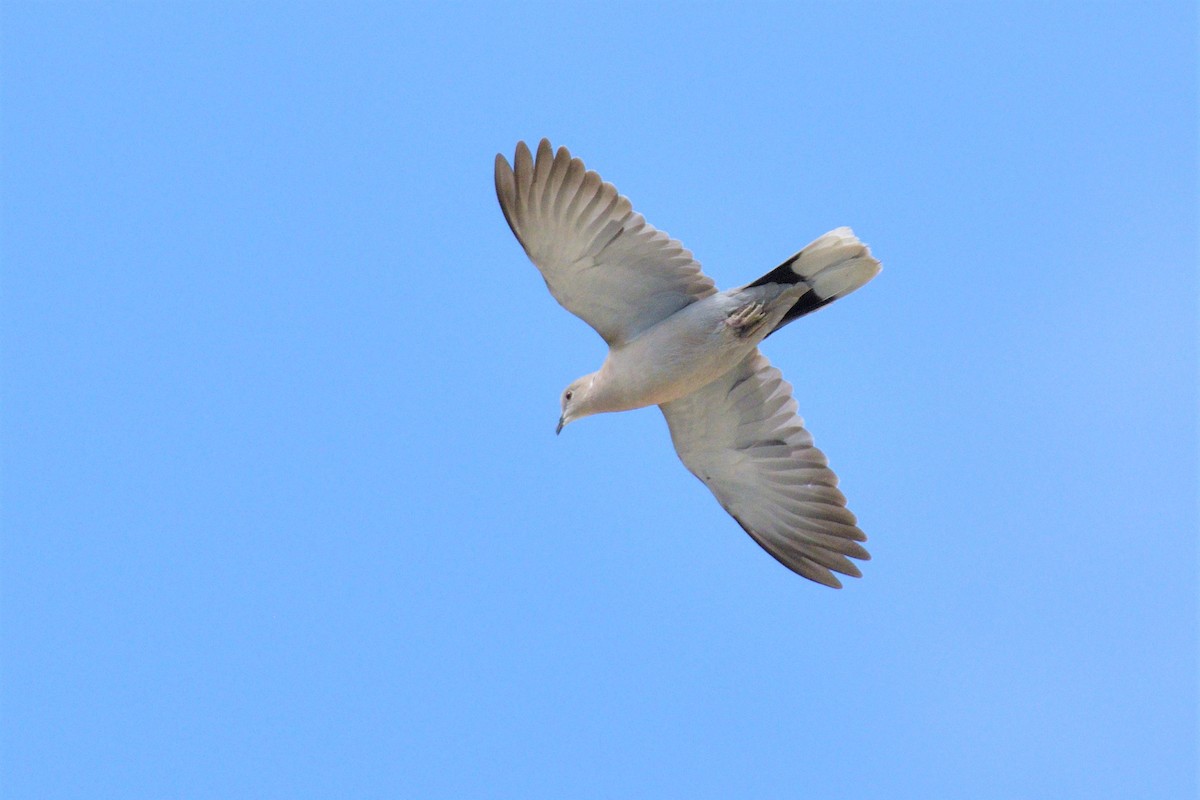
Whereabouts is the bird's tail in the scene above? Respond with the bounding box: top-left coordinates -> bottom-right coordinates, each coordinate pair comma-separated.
746,227 -> 881,335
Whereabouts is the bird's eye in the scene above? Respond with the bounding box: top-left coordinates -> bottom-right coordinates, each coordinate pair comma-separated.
564,391 -> 573,402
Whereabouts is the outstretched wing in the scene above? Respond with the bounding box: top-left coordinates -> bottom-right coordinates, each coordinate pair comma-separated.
495,139 -> 717,346
660,351 -> 869,587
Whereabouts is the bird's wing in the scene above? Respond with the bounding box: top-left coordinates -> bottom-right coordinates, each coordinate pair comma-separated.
495,139 -> 717,346
660,351 -> 869,587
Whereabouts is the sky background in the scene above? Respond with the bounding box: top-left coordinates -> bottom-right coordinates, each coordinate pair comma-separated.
2,2 -> 1196,798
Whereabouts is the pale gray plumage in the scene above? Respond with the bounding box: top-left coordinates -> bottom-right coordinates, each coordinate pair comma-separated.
660,352 -> 868,588
495,139 -> 881,588
495,140 -> 716,346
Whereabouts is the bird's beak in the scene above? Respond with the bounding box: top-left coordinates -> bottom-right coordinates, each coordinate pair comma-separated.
556,415 -> 565,435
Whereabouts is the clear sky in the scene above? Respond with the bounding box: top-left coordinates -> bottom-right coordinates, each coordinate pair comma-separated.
2,2 -> 1196,798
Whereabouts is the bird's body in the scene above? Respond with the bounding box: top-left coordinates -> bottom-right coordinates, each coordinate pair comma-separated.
495,139 -> 880,587
590,285 -> 798,412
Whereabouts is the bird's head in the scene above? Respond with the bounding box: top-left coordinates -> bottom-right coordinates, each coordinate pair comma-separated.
557,374 -> 598,435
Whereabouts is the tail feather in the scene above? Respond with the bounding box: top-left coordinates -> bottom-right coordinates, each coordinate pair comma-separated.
747,227 -> 881,334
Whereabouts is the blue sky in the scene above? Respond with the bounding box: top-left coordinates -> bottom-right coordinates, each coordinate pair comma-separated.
2,2 -> 1196,797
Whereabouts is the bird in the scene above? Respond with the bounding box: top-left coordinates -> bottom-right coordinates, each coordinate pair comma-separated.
494,139 -> 880,587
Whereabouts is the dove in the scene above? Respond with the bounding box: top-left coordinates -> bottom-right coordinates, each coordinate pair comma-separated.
495,139 -> 880,587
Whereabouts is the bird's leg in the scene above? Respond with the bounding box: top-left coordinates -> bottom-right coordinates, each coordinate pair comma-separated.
725,301 -> 768,338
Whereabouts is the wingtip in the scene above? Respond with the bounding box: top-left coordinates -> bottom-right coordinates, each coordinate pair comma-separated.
494,152 -> 519,236
732,511 -> 855,588
513,141 -> 533,178
509,138 -> 566,156
814,569 -> 845,589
